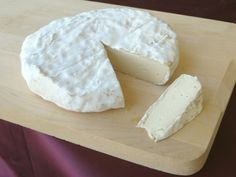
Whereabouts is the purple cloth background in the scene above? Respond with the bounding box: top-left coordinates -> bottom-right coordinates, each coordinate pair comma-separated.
1,1 -> 236,177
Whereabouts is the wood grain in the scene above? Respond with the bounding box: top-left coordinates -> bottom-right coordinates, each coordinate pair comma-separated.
0,0 -> 236,175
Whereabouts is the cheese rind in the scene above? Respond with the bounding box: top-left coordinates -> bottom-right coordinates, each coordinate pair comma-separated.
20,8 -> 178,112
21,56 -> 124,112
137,74 -> 203,142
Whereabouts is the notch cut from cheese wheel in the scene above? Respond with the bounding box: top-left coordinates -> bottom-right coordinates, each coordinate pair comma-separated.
137,74 -> 203,142
20,8 -> 178,112
105,46 -> 173,85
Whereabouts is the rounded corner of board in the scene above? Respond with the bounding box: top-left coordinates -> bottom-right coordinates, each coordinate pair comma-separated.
174,151 -> 208,176
155,148 -> 208,176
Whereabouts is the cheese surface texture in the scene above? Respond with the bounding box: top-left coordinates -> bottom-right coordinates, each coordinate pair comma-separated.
20,8 -> 178,112
137,74 -> 203,141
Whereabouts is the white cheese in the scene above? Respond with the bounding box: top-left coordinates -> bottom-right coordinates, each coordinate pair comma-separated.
137,74 -> 203,142
105,47 -> 176,85
20,8 -> 178,112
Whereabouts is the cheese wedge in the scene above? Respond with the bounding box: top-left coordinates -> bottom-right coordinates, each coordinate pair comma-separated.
20,8 -> 178,112
137,74 -> 203,142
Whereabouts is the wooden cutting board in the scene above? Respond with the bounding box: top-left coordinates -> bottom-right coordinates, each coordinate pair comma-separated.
0,0 -> 236,175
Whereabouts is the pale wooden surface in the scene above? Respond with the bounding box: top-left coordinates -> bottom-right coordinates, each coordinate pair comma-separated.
0,0 -> 236,175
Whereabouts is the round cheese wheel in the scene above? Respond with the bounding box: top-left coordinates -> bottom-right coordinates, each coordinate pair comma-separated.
20,8 -> 178,112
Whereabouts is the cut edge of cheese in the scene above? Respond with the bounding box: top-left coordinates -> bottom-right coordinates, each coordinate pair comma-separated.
137,74 -> 203,142
105,46 -> 179,85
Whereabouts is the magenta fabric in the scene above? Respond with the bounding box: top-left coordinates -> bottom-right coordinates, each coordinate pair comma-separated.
0,157 -> 18,177
0,121 -> 34,177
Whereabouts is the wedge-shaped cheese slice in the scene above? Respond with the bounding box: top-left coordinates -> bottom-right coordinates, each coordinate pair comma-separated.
20,8 -> 178,112
137,74 -> 203,141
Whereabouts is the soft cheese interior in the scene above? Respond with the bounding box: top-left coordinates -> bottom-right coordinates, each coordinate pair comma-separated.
20,8 -> 178,112
105,47 -> 174,85
137,74 -> 203,142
